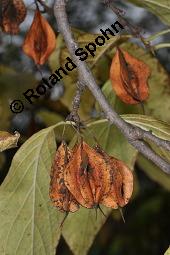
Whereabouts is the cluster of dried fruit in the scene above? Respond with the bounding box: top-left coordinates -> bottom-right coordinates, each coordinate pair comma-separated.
0,0 -> 56,65
49,140 -> 133,214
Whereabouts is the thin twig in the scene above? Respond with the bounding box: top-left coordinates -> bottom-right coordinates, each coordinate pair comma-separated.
103,0 -> 155,55
54,0 -> 170,174
66,81 -> 85,131
37,0 -> 53,14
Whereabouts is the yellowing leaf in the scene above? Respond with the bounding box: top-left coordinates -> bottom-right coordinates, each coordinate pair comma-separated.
23,10 -> 56,65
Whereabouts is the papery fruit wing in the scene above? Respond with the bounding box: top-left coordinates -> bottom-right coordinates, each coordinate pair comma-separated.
49,142 -> 79,213
101,156 -> 133,208
64,143 -> 94,209
110,47 -> 150,104
22,10 -> 56,65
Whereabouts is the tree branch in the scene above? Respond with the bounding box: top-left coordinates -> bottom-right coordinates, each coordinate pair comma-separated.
54,0 -> 170,174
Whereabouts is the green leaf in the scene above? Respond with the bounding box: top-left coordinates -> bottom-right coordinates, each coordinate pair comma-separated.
62,207 -> 111,255
123,114 -> 170,141
127,0 -> 170,26
0,131 -> 20,152
123,114 -> 170,163
165,247 -> 170,255
154,43 -> 170,50
123,114 -> 170,191
147,29 -> 170,42
62,119 -> 137,255
0,125 -> 65,255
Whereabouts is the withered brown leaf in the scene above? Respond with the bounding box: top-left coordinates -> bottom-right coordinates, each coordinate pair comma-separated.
1,0 -> 27,34
110,47 -> 151,104
22,9 -> 56,65
49,142 -> 79,213
64,141 -> 111,209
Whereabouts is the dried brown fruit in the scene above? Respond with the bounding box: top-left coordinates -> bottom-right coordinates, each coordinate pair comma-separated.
110,47 -> 151,104
22,9 -> 56,65
101,157 -> 133,208
64,141 -> 111,209
1,0 -> 27,34
49,142 -> 79,213
96,146 -> 133,209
